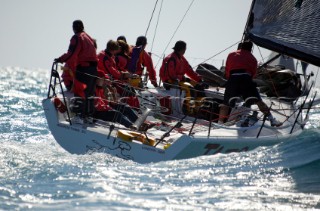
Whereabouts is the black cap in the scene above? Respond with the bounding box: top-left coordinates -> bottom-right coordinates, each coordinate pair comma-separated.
73,20 -> 84,33
117,35 -> 127,43
237,42 -> 242,50
173,40 -> 186,51
136,36 -> 147,46
240,41 -> 253,51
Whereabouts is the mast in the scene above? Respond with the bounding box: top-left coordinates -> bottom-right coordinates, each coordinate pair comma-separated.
241,0 -> 256,42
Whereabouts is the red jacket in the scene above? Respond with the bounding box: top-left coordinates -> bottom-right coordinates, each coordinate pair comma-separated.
159,52 -> 201,82
225,49 -> 257,79
94,87 -> 112,111
59,32 -> 97,66
116,54 -> 130,73
73,79 -> 86,99
97,51 -> 122,80
135,49 -> 157,83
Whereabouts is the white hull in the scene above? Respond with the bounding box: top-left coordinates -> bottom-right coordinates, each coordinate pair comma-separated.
43,92 -> 304,163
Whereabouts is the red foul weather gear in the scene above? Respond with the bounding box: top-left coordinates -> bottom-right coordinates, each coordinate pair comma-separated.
97,50 -> 123,80
159,52 -> 201,83
73,79 -> 86,99
131,48 -> 157,84
116,54 -> 130,73
94,87 -> 112,112
225,49 -> 257,79
58,31 -> 97,66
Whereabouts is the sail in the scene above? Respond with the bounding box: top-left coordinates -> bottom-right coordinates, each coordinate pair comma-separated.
246,0 -> 320,67
268,52 -> 295,71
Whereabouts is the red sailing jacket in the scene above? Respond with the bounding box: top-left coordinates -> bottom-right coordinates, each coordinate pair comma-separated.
225,49 -> 258,79
97,51 -> 122,80
94,87 -> 112,112
73,79 -> 86,99
116,54 -> 130,73
159,52 -> 201,83
135,49 -> 157,83
58,31 -> 97,66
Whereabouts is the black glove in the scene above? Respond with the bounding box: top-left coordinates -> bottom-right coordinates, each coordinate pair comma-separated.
151,81 -> 158,88
195,82 -> 209,90
201,82 -> 209,89
184,77 -> 191,83
54,58 -> 62,63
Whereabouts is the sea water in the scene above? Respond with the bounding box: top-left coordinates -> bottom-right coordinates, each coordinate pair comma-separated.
1,67 -> 320,210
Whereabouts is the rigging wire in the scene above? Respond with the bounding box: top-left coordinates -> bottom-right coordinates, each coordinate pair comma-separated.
256,45 -> 282,99
150,0 -> 164,52
145,0 -> 159,37
192,41 -> 240,69
155,0 -> 195,68
257,45 -> 265,64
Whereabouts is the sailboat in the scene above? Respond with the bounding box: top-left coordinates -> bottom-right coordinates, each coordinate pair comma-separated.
43,0 -> 319,163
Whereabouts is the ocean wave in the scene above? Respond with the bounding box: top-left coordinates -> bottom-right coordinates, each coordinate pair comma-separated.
1,67 -> 320,210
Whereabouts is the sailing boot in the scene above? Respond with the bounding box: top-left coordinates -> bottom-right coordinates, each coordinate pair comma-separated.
267,114 -> 282,127
269,117 -> 282,127
72,115 -> 84,125
256,101 -> 282,127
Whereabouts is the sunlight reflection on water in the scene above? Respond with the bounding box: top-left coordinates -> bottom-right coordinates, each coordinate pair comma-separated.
0,67 -> 320,210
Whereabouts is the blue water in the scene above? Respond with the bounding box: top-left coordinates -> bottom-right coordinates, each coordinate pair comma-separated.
1,67 -> 320,210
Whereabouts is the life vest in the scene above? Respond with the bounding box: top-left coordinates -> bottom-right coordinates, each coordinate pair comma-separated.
73,79 -> 86,99
59,32 -> 97,66
115,53 -> 130,72
119,96 -> 140,110
128,46 -> 143,73
53,97 -> 67,113
128,77 -> 142,88
97,50 -> 122,80
159,56 -> 176,82
94,87 -> 112,111
101,52 -> 113,78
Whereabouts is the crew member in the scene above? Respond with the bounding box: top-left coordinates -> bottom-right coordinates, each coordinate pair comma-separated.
55,20 -> 98,120
116,40 -> 131,73
128,36 -> 158,88
159,40 -> 207,90
219,41 -> 282,127
93,70 -> 138,128
97,40 -> 130,80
